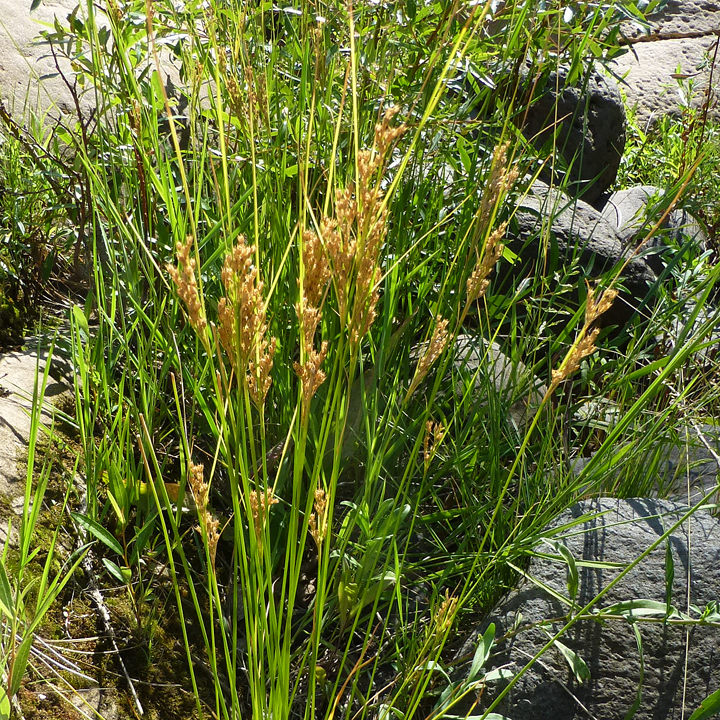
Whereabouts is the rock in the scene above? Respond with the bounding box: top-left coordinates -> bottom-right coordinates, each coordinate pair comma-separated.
613,36 -> 720,127
571,423 -> 720,503
450,335 -> 547,426
601,185 -> 707,273
507,185 -> 657,326
621,0 -> 720,39
611,0 -> 720,125
459,497 -> 720,720
0,0 -> 93,123
521,67 -> 626,205
0,349 -> 70,499
601,185 -> 665,243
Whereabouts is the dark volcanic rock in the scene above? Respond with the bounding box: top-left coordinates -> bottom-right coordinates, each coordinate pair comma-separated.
601,185 -> 707,273
460,497 -> 720,720
521,67 -> 626,205
507,185 -> 657,326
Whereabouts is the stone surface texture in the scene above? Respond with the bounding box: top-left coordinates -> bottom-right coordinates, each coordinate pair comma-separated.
462,497 -> 720,720
0,349 -> 70,548
0,0 -> 94,122
450,334 -> 547,425
522,68 -> 626,205
613,0 -> 720,126
600,185 -> 707,273
509,184 -> 657,325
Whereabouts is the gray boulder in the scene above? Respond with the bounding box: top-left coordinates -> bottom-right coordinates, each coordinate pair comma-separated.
451,335 -> 547,426
508,185 -> 657,326
612,36 -> 720,126
611,0 -> 720,125
460,497 -> 720,720
521,67 -> 626,205
572,422 -> 720,504
601,185 -> 707,273
409,334 -> 547,426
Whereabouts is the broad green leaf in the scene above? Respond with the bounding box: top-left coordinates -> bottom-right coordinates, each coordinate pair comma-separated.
413,661 -> 450,683
338,578 -> 357,625
457,136 -> 472,173
358,572 -> 396,613
30,0 -> 43,10
554,639 -> 590,683
0,686 -> 10,720
665,538 -> 675,615
442,714 -> 512,719
434,680 -> 460,711
483,668 -> 515,682
468,623 -> 495,683
71,305 -> 89,341
689,687 -> 720,720
554,541 -> 579,604
71,512 -> 123,555
130,513 -> 157,566
623,624 -> 644,720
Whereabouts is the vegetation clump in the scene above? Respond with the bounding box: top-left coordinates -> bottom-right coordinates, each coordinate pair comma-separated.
1,0 -> 720,718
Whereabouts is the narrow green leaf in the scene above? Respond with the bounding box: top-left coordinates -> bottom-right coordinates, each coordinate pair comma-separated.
103,558 -> 131,584
602,599 -> 675,619
468,623 -> 495,683
689,687 -> 720,720
10,634 -> 33,696
554,639 -> 590,683
31,0 -> 43,11
71,512 -> 123,555
0,561 -> 14,618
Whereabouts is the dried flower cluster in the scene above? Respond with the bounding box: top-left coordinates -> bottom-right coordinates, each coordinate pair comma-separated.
167,235 -> 207,335
423,420 -> 446,467
308,488 -> 329,549
248,487 -> 279,549
406,316 -> 450,400
476,142 -> 519,238
294,343 -> 329,414
432,590 -> 458,639
294,230 -> 332,411
547,284 -> 619,396
326,106 -> 406,345
188,461 -> 221,570
465,221 -> 507,307
217,234 -> 277,407
294,107 -> 406,408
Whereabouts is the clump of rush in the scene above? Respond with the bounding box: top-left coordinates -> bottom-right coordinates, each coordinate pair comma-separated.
167,234 -> 207,338
546,282 -> 619,398
294,106 -> 407,413
217,233 -> 277,409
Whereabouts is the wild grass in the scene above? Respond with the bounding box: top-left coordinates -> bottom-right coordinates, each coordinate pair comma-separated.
1,0 -> 720,718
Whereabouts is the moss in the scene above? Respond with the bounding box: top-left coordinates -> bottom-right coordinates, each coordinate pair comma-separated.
0,291 -> 23,348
